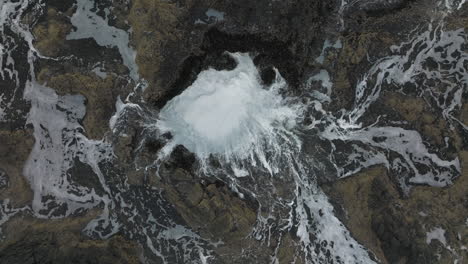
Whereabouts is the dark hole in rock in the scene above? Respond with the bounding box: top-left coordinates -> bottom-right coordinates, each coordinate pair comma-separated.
259,67 -> 276,86
254,53 -> 277,86
154,28 -> 299,109
205,52 -> 237,71
145,139 -> 165,154
154,54 -> 205,109
168,145 -> 196,171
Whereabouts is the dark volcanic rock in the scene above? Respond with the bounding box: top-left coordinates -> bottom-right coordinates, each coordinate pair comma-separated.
130,0 -> 328,106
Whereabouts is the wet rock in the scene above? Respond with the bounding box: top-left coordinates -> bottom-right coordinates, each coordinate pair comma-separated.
33,7 -> 72,57
0,35 -> 31,130
156,150 -> 257,241
348,0 -> 412,15
0,213 -> 141,264
446,3 -> 468,30
68,158 -> 106,196
36,71 -> 128,139
323,150 -> 468,263
143,147 -> 269,261
46,0 -> 75,13
379,91 -> 462,158
125,0 -> 326,106
0,129 -> 34,207
0,168 -> 8,189
276,233 -> 305,264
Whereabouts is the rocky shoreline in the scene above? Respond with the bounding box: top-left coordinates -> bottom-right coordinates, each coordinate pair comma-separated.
0,0 -> 467,263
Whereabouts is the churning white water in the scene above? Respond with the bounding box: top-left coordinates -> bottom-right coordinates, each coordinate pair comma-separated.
157,53 -> 302,170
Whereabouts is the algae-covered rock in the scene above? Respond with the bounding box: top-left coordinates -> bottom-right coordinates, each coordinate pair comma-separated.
0,212 -> 141,264
0,129 -> 34,207
36,71 -> 125,139
382,91 -> 462,150
155,148 -> 257,243
127,0 -> 182,88
33,7 -> 72,57
323,150 -> 468,264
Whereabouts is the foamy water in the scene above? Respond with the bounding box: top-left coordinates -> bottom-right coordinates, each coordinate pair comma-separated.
158,53 -> 302,173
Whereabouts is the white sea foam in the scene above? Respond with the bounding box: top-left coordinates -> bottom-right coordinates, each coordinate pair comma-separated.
292,183 -> 376,263
206,9 -> 225,22
0,0 -> 118,228
322,124 -> 460,191
67,0 -> 139,80
157,52 -> 302,171
444,0 -> 467,10
23,80 -> 112,217
92,66 -> 107,79
426,227 -> 447,246
349,25 -> 468,124
195,8 -> 225,24
308,70 -> 333,102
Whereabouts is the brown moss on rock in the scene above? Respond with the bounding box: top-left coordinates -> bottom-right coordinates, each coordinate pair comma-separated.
342,33 -> 379,65
0,129 -> 35,207
383,91 -> 462,150
36,70 -> 124,139
323,167 -> 393,263
276,233 -> 304,264
140,146 -> 275,261
157,166 -> 257,242
329,31 -> 397,111
32,7 -> 72,57
127,0 -> 183,95
0,210 -> 141,264
323,150 -> 468,264
326,1 -> 436,112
